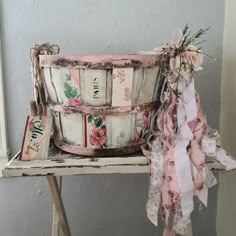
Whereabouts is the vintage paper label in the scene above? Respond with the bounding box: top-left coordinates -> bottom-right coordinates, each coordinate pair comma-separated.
80,69 -> 107,106
112,68 -> 133,106
20,115 -> 52,160
84,114 -> 107,148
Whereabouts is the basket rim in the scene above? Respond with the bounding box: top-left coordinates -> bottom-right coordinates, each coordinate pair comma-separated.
39,54 -> 160,69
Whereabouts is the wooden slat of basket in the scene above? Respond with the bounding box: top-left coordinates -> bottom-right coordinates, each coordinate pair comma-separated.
39,54 -> 159,69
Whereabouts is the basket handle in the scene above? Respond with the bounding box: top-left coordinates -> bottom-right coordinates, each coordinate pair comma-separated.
30,43 -> 60,116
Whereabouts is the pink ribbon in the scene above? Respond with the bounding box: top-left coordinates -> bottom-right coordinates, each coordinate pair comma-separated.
173,78 -> 196,223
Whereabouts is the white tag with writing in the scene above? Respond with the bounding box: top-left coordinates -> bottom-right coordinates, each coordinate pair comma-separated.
20,115 -> 52,160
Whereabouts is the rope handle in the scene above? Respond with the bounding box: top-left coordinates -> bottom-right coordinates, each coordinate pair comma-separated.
30,43 -> 60,116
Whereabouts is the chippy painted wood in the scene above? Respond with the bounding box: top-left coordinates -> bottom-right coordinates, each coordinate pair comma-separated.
47,176 -> 71,236
107,114 -> 135,147
39,54 -> 159,69
60,112 -> 83,145
3,154 -> 148,177
41,54 -> 161,156
106,69 -> 112,105
138,67 -> 159,103
132,68 -> 144,104
3,146 -> 224,178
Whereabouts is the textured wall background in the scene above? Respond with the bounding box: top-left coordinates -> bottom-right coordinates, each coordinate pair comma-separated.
0,0 -> 224,235
218,0 -> 236,235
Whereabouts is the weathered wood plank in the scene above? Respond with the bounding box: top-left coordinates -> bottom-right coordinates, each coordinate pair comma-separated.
60,112 -> 83,146
3,165 -> 148,177
132,68 -> 144,104
138,67 -> 159,103
106,69 -> 112,105
3,155 -> 148,177
106,114 -> 134,147
39,54 -> 159,69
47,176 -> 71,236
51,68 -> 63,103
43,68 -> 58,102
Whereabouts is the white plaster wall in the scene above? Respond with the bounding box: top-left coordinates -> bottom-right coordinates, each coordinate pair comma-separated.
0,0 -> 224,235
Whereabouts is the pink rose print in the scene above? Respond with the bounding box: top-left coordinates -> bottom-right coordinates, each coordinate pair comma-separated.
28,120 -> 34,127
123,87 -> 131,101
25,146 -> 30,155
169,160 -> 175,166
112,69 -> 126,83
89,127 -> 106,147
142,111 -> 149,128
67,98 -> 81,106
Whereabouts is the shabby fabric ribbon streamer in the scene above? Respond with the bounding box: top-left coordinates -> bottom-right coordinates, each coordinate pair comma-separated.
141,26 -> 236,236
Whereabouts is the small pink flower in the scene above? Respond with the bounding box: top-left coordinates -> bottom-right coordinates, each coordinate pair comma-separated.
165,204 -> 170,209
123,87 -> 131,101
185,45 -> 204,71
67,98 -> 81,106
142,111 -> 149,128
169,161 -> 175,166
25,146 -> 30,155
89,127 -> 106,147
167,176 -> 173,181
29,120 -> 34,127
112,69 -> 126,83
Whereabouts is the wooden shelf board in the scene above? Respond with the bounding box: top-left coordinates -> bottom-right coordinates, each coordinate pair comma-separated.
2,144 -> 148,177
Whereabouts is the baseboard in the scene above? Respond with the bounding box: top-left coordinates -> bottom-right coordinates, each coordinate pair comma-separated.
0,148 -> 10,159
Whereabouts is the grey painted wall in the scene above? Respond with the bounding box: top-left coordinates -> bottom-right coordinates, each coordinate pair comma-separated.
0,0 -> 224,235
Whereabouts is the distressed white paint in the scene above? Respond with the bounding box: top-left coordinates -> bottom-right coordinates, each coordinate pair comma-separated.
106,114 -> 134,147
3,156 -> 148,177
3,150 -> 227,178
60,113 -> 83,145
52,68 -> 64,103
43,68 -> 58,102
106,69 -> 112,105
132,68 -> 144,104
138,67 -> 159,103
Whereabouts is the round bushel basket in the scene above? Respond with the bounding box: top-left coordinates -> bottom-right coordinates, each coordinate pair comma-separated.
39,54 -> 161,156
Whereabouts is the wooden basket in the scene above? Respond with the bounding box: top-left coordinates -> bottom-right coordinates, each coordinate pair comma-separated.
39,54 -> 161,156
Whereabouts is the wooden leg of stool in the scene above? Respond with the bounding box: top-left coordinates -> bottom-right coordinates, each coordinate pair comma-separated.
52,176 -> 62,236
47,176 -> 71,236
